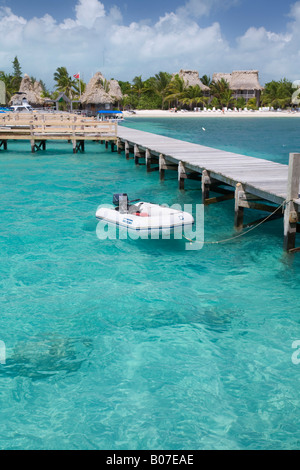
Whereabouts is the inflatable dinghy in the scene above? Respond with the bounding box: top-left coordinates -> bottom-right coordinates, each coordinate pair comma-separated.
96,194 -> 194,234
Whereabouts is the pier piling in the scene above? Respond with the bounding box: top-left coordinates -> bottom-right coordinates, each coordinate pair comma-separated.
284,153 -> 300,251
234,183 -> 245,231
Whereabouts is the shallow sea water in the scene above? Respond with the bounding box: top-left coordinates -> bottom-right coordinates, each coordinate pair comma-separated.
0,117 -> 300,450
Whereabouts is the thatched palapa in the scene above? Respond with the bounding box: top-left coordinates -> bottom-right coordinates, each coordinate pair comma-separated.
10,74 -> 45,107
213,70 -> 263,91
212,70 -> 263,104
80,72 -> 123,114
177,70 -> 210,93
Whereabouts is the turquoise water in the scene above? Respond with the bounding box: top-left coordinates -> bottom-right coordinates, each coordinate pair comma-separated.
122,116 -> 300,164
0,118 -> 300,450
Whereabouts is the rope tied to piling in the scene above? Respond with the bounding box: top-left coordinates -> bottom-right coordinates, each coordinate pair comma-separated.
184,199 -> 291,245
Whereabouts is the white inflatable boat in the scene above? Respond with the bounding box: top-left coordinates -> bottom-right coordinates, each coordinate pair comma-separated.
96,194 -> 194,234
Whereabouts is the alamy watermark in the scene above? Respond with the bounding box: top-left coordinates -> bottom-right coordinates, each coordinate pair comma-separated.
96,202 -> 204,250
0,340 -> 6,365
292,340 -> 300,365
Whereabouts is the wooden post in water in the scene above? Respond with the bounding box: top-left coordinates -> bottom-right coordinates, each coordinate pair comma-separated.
178,161 -> 187,190
234,182 -> 245,231
159,154 -> 166,181
284,153 -> 300,251
125,141 -> 130,159
146,149 -> 151,172
134,144 -> 141,165
30,124 -> 35,153
201,170 -> 211,204
117,139 -> 122,154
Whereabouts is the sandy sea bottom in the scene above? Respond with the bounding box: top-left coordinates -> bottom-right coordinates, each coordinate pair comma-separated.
0,117 -> 300,449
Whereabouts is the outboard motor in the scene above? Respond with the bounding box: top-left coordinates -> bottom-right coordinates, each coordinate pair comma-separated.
113,193 -> 129,214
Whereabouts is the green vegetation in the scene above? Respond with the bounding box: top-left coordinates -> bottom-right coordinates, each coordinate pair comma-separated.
0,56 -> 24,103
53,66 -> 78,100
0,56 -> 298,110
12,56 -> 22,90
260,79 -> 293,109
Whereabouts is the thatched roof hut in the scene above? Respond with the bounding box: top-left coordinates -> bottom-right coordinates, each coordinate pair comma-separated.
80,72 -> 123,112
10,74 -> 45,107
212,70 -> 263,91
177,70 -> 210,92
108,79 -> 123,102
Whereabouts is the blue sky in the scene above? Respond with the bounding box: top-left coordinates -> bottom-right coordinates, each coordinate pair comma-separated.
1,0 -> 293,37
0,0 -> 299,88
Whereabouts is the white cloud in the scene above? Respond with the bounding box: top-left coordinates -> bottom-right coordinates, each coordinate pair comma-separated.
176,0 -> 239,19
0,6 -> 26,25
0,0 -> 300,87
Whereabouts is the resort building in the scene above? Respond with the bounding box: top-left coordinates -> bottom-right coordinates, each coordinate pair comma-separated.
212,70 -> 263,105
10,74 -> 45,108
177,69 -> 210,96
80,72 -> 123,115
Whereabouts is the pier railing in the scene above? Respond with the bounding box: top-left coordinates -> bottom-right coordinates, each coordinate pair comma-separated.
0,113 -> 117,144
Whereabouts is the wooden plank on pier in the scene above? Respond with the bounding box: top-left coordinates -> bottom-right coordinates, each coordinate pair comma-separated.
117,127 -> 300,212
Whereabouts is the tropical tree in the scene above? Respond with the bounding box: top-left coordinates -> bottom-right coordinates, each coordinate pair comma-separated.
132,75 -> 145,99
12,56 -> 22,90
119,81 -> 132,96
236,97 -> 247,109
210,96 -> 220,109
179,85 -> 208,110
148,72 -> 172,109
261,79 -> 293,109
221,88 -> 235,108
165,75 -> 187,108
39,80 -> 52,98
210,78 -> 234,108
201,74 -> 212,87
53,66 -> 77,99
246,98 -> 258,110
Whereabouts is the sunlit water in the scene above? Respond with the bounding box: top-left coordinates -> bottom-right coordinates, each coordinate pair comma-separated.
0,117 -> 300,450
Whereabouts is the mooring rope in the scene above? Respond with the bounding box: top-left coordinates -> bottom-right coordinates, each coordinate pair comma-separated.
183,199 -> 291,245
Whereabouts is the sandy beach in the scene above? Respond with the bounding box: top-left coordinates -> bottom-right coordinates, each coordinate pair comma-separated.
123,109 -> 300,118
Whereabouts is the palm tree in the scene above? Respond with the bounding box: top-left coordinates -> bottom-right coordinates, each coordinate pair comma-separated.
141,72 -> 172,109
221,88 -> 235,108
165,75 -> 187,108
236,97 -> 246,109
179,85 -> 208,110
53,66 -> 77,99
201,74 -> 212,87
210,78 -> 234,108
261,79 -> 293,109
132,75 -> 144,99
152,72 -> 172,108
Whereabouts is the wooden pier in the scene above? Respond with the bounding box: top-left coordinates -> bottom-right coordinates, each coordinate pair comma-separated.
0,113 -> 117,153
0,113 -> 299,251
116,127 -> 300,252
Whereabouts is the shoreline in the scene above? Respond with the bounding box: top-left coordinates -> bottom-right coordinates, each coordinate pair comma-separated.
123,109 -> 300,118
